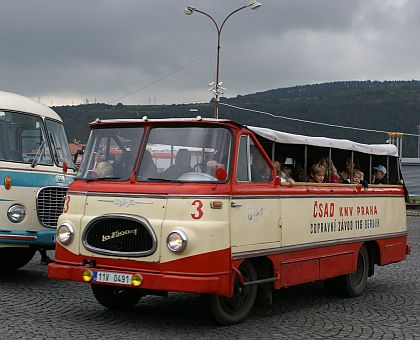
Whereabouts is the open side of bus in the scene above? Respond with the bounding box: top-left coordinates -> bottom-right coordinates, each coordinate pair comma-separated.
0,91 -> 76,269
48,118 -> 408,325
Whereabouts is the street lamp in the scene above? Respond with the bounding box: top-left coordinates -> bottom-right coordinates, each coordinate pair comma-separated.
184,1 -> 262,119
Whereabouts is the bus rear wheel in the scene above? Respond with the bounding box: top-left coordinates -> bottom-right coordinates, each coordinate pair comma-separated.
203,261 -> 258,325
91,284 -> 144,310
0,247 -> 36,270
325,245 -> 369,298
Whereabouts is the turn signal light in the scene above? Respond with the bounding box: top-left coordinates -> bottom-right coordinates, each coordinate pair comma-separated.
4,176 -> 11,190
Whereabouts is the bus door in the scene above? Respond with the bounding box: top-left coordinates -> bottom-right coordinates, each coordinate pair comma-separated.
230,135 -> 281,252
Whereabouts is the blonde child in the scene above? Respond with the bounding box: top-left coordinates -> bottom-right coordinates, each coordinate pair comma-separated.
309,164 -> 325,183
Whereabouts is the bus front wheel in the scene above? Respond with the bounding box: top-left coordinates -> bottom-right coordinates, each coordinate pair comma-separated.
325,245 -> 369,298
203,261 -> 258,325
0,247 -> 36,270
91,284 -> 144,310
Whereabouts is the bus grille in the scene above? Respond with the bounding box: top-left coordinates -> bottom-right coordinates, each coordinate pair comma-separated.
37,187 -> 68,228
83,216 -> 157,257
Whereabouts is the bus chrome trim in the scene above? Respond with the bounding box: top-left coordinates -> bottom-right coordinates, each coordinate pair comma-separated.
36,186 -> 68,228
82,214 -> 157,257
232,231 -> 408,260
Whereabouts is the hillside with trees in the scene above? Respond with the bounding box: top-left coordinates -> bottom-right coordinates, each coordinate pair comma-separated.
54,80 -> 420,157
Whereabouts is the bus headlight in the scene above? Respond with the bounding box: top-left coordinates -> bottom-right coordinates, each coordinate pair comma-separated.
167,229 -> 188,253
57,222 -> 75,245
7,204 -> 26,223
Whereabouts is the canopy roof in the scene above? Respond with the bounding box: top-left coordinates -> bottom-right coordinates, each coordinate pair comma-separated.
248,126 -> 398,157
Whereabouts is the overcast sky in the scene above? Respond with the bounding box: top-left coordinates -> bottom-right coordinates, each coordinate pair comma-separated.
1,0 -> 419,106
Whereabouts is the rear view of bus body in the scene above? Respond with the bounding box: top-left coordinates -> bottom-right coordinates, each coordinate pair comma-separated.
49,118 -> 408,325
0,91 -> 75,269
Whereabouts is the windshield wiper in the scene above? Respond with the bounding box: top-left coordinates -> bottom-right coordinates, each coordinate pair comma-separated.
85,177 -> 122,182
144,177 -> 182,183
31,140 -> 46,168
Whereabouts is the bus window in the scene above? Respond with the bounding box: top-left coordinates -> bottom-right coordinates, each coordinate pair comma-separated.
236,135 -> 272,183
0,111 -> 51,165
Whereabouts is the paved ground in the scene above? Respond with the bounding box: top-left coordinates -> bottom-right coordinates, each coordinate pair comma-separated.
0,217 -> 419,339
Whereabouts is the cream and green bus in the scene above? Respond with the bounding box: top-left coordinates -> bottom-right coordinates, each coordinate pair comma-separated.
0,91 -> 75,269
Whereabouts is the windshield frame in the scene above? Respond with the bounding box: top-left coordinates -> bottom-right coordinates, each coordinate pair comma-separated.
136,124 -> 233,184
45,118 -> 76,169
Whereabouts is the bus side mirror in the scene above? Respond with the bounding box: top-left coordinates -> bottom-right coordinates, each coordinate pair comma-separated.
73,149 -> 84,167
274,177 -> 281,186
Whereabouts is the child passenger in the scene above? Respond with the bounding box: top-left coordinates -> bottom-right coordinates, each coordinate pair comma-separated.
309,164 -> 325,183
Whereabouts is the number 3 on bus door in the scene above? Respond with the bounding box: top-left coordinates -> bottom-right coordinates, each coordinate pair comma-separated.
191,200 -> 204,220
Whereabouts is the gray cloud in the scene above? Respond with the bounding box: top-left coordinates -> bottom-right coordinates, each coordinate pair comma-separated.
0,0 -> 419,105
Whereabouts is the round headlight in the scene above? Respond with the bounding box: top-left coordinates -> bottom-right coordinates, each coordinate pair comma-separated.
7,204 -> 26,223
57,222 -> 75,245
167,229 -> 188,253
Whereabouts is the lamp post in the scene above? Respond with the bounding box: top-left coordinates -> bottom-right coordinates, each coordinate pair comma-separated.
184,1 -> 262,119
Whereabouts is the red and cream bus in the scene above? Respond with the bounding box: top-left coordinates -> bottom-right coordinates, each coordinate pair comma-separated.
48,118 -> 409,325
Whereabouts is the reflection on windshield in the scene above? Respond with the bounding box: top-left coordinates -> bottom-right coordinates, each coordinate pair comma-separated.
77,127 -> 144,181
137,127 -> 232,182
45,120 -> 75,168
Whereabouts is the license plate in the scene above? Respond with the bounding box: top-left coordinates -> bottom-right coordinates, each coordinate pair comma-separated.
93,271 -> 133,285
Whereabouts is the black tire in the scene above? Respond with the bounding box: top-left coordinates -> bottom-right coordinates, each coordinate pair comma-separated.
326,245 -> 369,298
0,247 -> 36,271
203,261 -> 258,325
92,284 -> 144,310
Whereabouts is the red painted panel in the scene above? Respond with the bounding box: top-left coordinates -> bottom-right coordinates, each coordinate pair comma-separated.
319,252 -> 354,279
281,258 -> 319,287
55,244 -> 232,276
377,236 -> 407,265
48,263 -> 232,296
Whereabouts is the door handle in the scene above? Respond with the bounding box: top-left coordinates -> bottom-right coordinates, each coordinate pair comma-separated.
231,202 -> 242,208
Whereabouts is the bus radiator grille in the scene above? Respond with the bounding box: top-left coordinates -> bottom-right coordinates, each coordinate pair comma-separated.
82,216 -> 156,257
36,187 -> 68,228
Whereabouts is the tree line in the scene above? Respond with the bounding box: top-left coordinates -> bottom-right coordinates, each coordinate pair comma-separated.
54,80 -> 420,157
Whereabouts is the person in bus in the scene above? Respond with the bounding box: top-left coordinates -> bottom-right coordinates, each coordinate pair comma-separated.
353,169 -> 369,188
138,150 -> 157,178
317,156 -> 340,183
163,149 -> 193,179
274,160 -> 295,184
250,147 -> 272,182
113,137 -> 141,178
95,161 -> 113,178
371,165 -> 387,184
309,163 -> 326,183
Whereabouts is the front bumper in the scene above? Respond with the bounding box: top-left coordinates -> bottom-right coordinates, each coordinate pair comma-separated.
48,262 -> 232,296
0,230 -> 56,248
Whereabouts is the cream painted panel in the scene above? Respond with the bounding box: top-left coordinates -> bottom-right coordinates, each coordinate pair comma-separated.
56,194 -> 87,255
230,198 -> 281,248
0,184 -> 37,231
281,196 -> 407,247
161,197 -> 230,263
77,195 -> 167,262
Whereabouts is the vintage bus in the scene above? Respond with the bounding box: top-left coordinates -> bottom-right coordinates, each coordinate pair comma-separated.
0,91 -> 75,269
48,118 -> 409,325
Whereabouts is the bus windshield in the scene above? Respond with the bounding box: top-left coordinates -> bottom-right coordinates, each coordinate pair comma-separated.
45,119 -> 75,168
0,111 -> 52,165
137,126 -> 232,182
77,127 -> 144,180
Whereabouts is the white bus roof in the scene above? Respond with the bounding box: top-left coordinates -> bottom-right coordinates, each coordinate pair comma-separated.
90,117 -> 398,157
249,126 -> 399,157
0,91 -> 62,121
